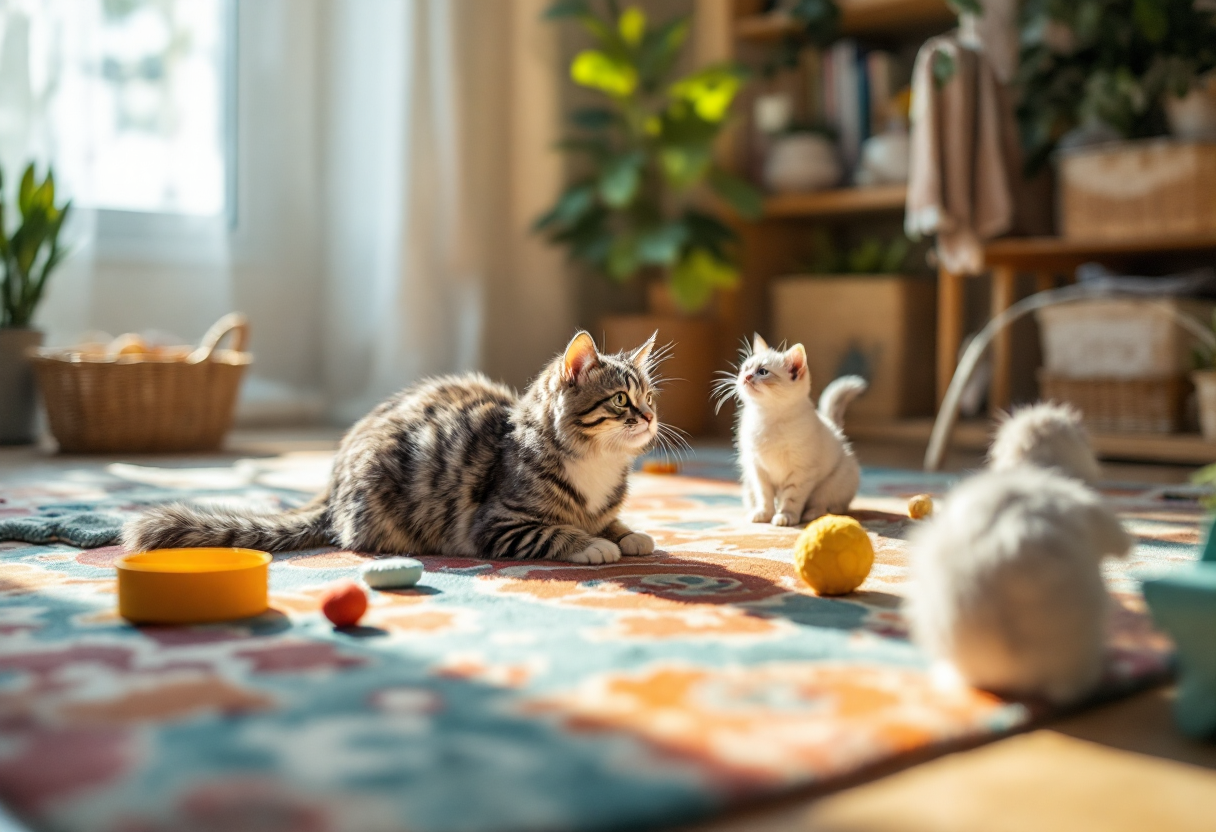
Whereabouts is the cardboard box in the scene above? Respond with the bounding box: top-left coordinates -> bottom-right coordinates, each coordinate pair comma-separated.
772,275 -> 937,421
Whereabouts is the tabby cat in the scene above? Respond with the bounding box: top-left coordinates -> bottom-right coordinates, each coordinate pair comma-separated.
123,332 -> 663,564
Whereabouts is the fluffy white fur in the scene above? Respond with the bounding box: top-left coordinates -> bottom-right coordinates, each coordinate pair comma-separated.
907,403 -> 1132,704
721,334 -> 867,526
988,401 -> 1102,483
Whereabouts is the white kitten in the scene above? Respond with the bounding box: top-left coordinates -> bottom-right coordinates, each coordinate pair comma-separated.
907,403 -> 1131,705
718,334 -> 867,526
988,401 -> 1102,484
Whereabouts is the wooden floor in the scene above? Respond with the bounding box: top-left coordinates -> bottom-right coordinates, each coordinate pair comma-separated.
2,429 -> 1212,832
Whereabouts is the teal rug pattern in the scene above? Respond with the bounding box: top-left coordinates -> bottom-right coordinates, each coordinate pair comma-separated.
0,455 -> 1199,832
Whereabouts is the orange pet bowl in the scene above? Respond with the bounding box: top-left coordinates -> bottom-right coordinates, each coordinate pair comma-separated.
116,548 -> 271,624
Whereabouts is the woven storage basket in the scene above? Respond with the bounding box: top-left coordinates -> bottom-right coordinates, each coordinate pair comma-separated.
30,314 -> 251,453
1038,372 -> 1187,434
1057,139 -> 1216,240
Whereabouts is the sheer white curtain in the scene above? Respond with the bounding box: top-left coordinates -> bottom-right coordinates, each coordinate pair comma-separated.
4,0 -> 572,425
321,0 -> 572,422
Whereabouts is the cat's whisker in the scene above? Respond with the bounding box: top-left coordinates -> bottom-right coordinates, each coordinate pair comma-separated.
657,422 -> 693,451
651,425 -> 691,462
648,341 -> 676,367
660,429 -> 693,455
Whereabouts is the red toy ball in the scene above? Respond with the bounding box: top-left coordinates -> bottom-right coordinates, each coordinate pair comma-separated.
321,581 -> 368,628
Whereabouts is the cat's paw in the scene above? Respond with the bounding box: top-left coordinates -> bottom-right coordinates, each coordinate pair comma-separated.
748,509 -> 774,524
772,511 -> 801,527
618,532 -> 654,556
566,538 -> 621,565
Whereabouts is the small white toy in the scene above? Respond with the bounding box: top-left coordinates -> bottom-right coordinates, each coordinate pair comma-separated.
361,557 -> 424,589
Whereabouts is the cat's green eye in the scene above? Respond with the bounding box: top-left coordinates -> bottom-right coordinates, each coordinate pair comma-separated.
611,392 -> 629,408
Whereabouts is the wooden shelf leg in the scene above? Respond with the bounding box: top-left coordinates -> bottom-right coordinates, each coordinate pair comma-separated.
990,266 -> 1016,414
936,267 -> 964,407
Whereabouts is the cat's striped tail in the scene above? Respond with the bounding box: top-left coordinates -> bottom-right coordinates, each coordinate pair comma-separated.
817,375 -> 868,429
121,497 -> 332,553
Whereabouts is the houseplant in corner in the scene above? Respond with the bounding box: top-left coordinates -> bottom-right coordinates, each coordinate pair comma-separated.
0,163 -> 71,444
537,1 -> 761,434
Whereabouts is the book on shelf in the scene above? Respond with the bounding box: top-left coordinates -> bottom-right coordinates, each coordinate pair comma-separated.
749,41 -> 909,188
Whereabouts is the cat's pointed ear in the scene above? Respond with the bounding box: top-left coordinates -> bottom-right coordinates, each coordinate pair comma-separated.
629,331 -> 658,368
563,331 -> 600,383
752,332 -> 769,353
785,343 -> 808,382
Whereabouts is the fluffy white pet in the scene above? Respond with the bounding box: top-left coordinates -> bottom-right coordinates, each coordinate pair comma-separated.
907,403 -> 1132,704
988,401 -> 1102,484
717,334 -> 867,526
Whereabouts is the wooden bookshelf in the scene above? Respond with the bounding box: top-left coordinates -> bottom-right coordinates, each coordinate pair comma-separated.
735,0 -> 954,42
764,184 -> 907,218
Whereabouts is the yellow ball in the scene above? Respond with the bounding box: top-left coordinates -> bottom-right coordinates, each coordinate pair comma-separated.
793,515 -> 874,596
907,494 -> 934,520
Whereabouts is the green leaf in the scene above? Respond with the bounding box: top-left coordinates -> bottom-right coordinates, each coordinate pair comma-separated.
571,50 -> 638,97
1133,0 -> 1167,44
544,0 -> 591,20
789,0 -> 840,47
669,248 -> 738,312
668,64 -> 745,122
1194,463 -> 1216,511
659,145 -> 711,188
533,182 -> 596,231
599,152 -> 644,207
657,107 -> 718,145
606,235 -> 639,280
618,6 -> 645,46
554,206 -> 612,266
18,164 -> 35,218
879,235 -> 910,273
636,17 -> 689,86
847,238 -> 884,274
1074,1 -> 1101,45
683,209 -> 737,259
636,222 -> 688,266
707,169 -> 763,219
555,137 -> 612,161
569,107 -> 619,131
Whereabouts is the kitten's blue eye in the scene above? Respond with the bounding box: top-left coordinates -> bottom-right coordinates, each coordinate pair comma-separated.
755,368 -> 769,376
611,392 -> 628,408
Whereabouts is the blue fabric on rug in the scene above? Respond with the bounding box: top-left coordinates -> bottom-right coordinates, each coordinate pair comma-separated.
0,511 -> 123,548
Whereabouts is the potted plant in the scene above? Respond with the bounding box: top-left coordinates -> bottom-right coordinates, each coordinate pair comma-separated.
1016,0 -> 1216,172
0,163 -> 71,444
536,1 -> 761,434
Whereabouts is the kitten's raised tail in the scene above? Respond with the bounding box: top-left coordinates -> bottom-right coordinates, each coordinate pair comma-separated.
122,497 -> 331,553
817,375 -> 868,428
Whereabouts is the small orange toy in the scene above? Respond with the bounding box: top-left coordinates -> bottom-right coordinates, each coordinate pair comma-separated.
642,459 -> 679,474
321,581 -> 368,628
907,494 -> 935,520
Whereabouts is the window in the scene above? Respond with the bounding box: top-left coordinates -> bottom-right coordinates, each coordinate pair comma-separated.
7,0 -> 233,218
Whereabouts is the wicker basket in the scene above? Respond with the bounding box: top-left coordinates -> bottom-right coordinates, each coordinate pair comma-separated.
1057,139 -> 1216,241
1038,372 -> 1187,434
30,314 -> 251,453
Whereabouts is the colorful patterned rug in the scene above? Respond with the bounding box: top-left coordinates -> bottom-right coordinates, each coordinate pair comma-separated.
0,452 -> 1202,832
